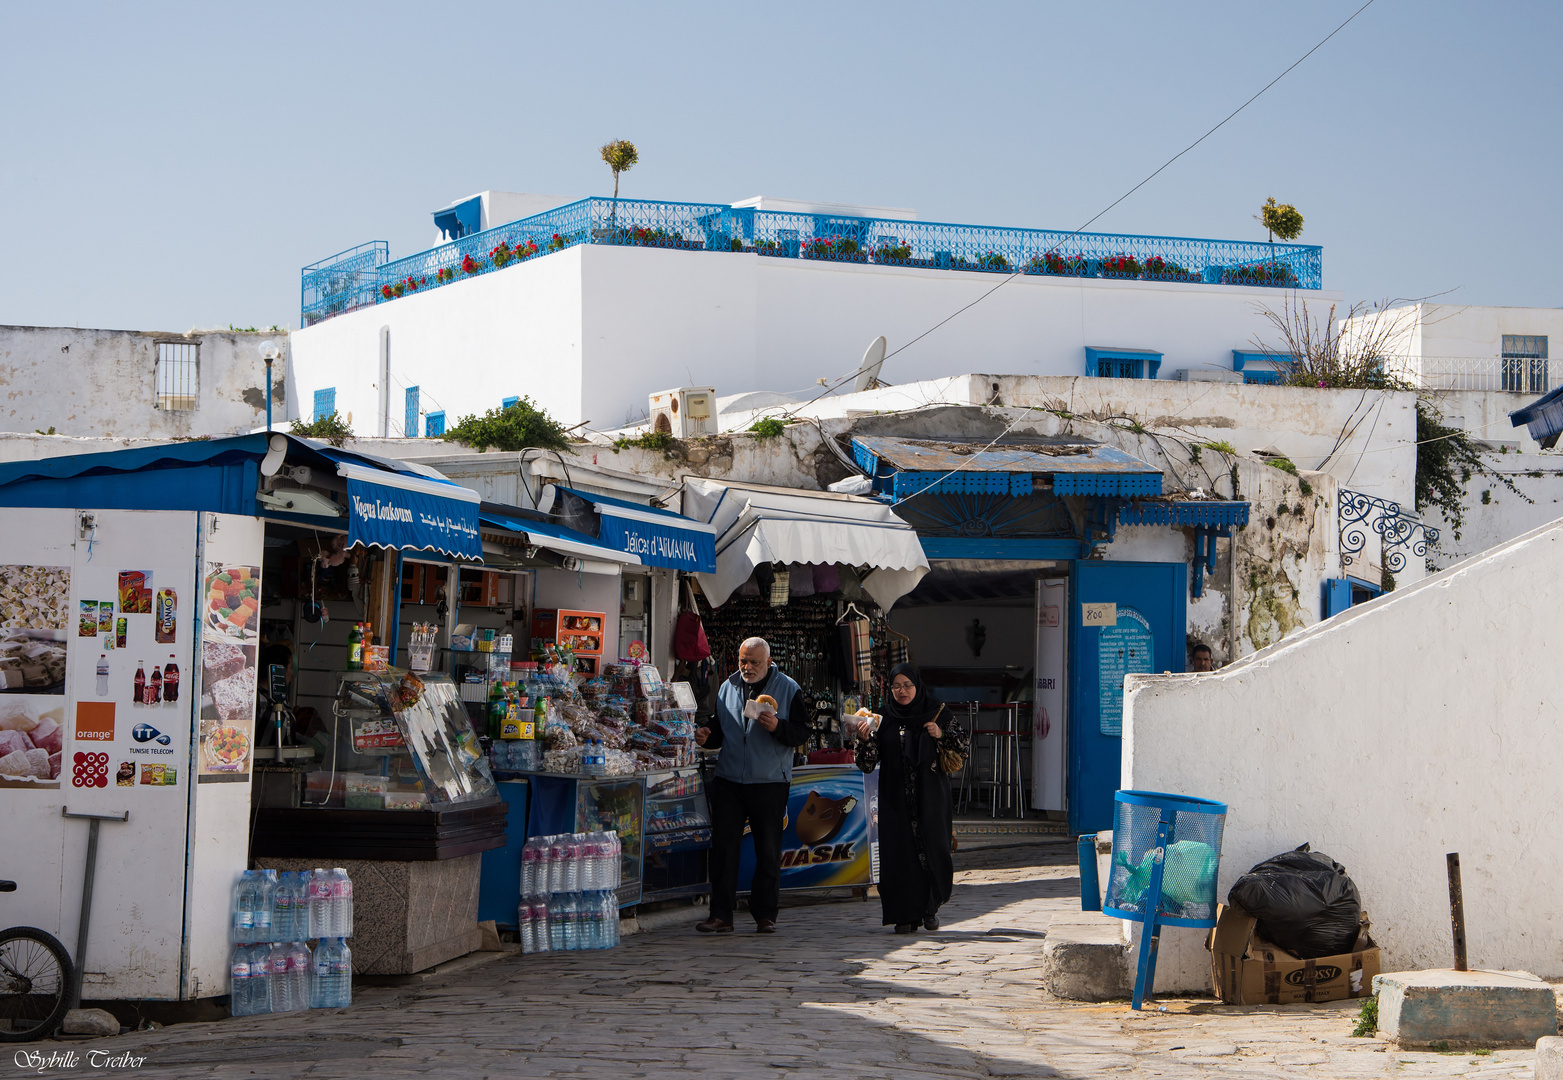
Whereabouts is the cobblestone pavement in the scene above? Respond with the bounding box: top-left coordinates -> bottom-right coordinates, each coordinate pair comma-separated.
10,841 -> 1540,1079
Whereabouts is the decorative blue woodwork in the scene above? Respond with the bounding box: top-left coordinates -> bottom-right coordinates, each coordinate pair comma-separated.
425,410 -> 445,438
501,396 -> 519,410
300,241 -> 388,327
404,386 -> 419,438
301,198 -> 1324,323
893,490 -> 1075,540
1054,473 -> 1163,498
312,388 -> 336,422
1085,347 -> 1163,381
1339,489 -> 1438,574
1117,500 -> 1249,528
433,196 -> 482,242
1322,575 -> 1380,618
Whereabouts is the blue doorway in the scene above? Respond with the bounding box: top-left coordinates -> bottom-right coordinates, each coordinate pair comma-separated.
1068,560 -> 1187,834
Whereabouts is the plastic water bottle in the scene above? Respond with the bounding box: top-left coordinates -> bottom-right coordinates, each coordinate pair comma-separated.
518,904 -> 534,954
229,943 -> 255,1015
547,897 -> 565,951
267,942 -> 291,1012
533,900 -> 551,953
311,938 -> 351,1008
308,869 -> 331,938
232,870 -> 256,943
547,838 -> 566,895
332,867 -> 354,939
271,872 -> 295,942
248,943 -> 273,1014
561,893 -> 579,951
288,940 -> 310,1010
562,837 -> 581,893
520,842 -> 537,898
253,871 -> 276,943
334,938 -> 352,1007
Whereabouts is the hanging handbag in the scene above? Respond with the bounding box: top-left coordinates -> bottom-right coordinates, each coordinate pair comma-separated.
931,706 -> 965,774
673,580 -> 711,662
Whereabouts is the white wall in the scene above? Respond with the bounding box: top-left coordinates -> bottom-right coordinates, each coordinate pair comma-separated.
292,244 -> 1342,444
289,249 -> 586,433
0,325 -> 292,438
533,566 -> 620,668
1432,450 -> 1563,568
1122,518 -> 1563,988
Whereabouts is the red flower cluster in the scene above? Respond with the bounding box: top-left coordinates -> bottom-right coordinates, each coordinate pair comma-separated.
462,253 -> 482,275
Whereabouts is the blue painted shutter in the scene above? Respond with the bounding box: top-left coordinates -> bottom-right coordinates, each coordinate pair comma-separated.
1322,579 -> 1353,619
425,411 -> 445,438
313,388 -> 336,421
404,386 -> 419,437
502,396 -> 519,410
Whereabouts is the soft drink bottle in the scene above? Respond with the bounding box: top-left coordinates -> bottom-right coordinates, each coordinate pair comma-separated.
149,665 -> 162,705
267,942 -> 291,1012
308,869 -> 331,938
229,943 -> 255,1016
133,661 -> 145,706
163,654 -> 180,703
533,900 -> 551,953
332,867 -> 354,939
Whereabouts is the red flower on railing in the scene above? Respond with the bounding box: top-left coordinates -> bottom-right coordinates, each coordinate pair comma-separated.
462,254 -> 482,275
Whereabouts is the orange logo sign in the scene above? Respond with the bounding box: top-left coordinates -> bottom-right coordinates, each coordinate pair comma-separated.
75,702 -> 115,742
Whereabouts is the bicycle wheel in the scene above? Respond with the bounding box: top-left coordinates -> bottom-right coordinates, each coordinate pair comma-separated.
0,926 -> 73,1042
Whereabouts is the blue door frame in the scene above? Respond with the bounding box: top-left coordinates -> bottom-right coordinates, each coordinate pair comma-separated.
1067,560 -> 1187,835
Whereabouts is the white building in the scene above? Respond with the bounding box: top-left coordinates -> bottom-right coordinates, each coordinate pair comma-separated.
0,324 -> 294,439
290,191 -> 1332,438
1341,302 -> 1563,566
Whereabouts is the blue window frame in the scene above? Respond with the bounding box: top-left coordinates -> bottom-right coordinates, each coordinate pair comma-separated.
1231,350 -> 1297,385
1085,347 -> 1162,380
1322,576 -> 1382,618
312,387 -> 336,421
404,386 -> 419,438
501,396 -> 519,410
425,410 -> 445,438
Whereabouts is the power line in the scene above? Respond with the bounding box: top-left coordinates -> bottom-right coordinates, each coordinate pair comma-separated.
785,0 -> 1377,416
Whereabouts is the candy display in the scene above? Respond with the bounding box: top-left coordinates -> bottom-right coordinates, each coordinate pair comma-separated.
0,632 -> 68,692
0,565 -> 70,631
490,653 -> 697,777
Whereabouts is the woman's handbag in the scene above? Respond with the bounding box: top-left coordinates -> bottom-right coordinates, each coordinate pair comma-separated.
932,706 -> 965,774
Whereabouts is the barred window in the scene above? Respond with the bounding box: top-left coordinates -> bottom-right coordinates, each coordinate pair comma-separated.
1502,335 -> 1548,394
313,387 -> 336,421
425,410 -> 445,437
155,343 -> 198,410
404,386 -> 420,437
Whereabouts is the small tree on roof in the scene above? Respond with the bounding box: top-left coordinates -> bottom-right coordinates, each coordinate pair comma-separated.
1259,197 -> 1304,243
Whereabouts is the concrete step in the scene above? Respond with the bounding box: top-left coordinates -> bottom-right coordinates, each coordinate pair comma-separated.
1039,911 -> 1132,1001
1375,968 -> 1559,1049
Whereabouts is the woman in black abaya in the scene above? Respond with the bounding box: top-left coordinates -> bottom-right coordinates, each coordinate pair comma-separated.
853,663 -> 969,933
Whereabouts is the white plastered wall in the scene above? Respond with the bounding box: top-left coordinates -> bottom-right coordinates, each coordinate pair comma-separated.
1121,517 -> 1563,988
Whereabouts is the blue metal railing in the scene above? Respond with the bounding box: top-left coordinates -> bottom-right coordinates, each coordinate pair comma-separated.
300,241 -> 388,326
299,200 -> 1321,323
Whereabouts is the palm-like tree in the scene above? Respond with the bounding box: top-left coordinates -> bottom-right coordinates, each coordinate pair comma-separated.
600,140 -> 639,230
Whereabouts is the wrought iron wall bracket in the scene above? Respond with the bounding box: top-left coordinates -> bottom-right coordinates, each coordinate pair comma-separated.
1339,489 -> 1439,575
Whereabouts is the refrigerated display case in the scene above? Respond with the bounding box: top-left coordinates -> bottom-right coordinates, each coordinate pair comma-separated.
641,766 -> 711,902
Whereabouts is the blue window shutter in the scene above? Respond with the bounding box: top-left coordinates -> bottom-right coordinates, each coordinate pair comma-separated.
313,388 -> 335,421
404,386 -> 419,437
502,396 -> 519,410
426,410 -> 445,438
1322,578 -> 1353,618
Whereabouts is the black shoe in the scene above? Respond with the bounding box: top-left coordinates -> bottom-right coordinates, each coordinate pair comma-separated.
695,917 -> 733,933
923,913 -> 940,931
894,923 -> 918,934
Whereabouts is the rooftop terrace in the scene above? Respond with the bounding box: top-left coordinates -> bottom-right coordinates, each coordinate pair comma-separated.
300,197 -> 1322,326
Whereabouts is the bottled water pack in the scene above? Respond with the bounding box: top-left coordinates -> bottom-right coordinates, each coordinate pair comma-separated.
228,866 -> 355,1015
518,831 -> 622,953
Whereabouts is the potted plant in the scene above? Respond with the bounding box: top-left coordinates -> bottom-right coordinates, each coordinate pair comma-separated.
873,242 -> 913,265
1098,254 -> 1143,278
1143,255 -> 1199,282
462,253 -> 485,275
1024,252 -> 1090,276
802,237 -> 866,262
975,251 -> 1011,272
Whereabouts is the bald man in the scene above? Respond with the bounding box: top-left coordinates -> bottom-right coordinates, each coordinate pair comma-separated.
694,636 -> 809,934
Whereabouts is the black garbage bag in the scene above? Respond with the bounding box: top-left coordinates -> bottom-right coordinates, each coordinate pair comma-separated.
1227,843 -> 1362,959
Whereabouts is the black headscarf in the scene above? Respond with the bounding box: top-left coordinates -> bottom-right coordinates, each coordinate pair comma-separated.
882,662 -> 941,761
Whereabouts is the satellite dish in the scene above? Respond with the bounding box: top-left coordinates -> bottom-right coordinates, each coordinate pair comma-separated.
853,336 -> 887,393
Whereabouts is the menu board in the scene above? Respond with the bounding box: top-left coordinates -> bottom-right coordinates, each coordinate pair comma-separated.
1097,607 -> 1154,737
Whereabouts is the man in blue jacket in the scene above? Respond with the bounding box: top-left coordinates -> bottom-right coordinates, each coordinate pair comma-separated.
694,636 -> 810,934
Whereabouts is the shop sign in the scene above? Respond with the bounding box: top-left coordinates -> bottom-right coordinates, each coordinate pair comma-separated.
595,514 -> 716,573
342,471 -> 481,561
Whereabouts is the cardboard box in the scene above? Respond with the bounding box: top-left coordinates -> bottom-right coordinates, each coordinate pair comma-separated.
1207,903 -> 1380,1005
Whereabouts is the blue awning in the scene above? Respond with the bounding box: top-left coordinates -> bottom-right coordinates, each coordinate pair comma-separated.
334,461 -> 481,561
479,512 -> 640,567
1511,384 -> 1563,450
554,486 -> 717,573
851,435 -> 1164,501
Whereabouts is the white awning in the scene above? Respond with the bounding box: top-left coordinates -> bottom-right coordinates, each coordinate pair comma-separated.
682,477 -> 929,610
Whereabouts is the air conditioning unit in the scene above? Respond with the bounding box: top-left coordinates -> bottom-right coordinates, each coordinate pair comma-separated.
648,386 -> 716,438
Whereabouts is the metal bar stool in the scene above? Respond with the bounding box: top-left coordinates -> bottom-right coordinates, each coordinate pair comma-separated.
971,703 -> 1027,819
953,702 -> 979,813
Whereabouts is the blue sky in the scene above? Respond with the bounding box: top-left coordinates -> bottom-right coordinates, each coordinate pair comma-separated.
2,1 -> 1558,332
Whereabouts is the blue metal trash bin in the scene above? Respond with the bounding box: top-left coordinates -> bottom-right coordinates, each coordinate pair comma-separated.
1102,790 -> 1226,1009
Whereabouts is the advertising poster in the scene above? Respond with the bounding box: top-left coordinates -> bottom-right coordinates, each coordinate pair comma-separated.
197,563 -> 261,779
67,555 -> 193,795
1032,578 -> 1067,811
1097,607 -> 1153,737
739,767 -> 878,890
0,564 -> 71,788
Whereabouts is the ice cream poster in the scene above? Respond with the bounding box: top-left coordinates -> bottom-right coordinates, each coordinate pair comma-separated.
738,767 -> 879,889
